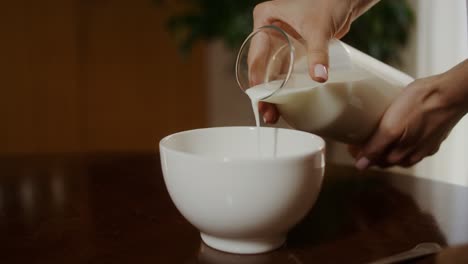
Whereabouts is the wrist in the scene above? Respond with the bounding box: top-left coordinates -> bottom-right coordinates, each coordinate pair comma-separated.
439,59 -> 468,113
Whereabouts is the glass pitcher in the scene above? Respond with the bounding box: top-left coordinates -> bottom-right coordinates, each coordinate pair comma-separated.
236,25 -> 414,144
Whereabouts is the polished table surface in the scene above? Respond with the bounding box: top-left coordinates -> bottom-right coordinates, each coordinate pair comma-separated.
1,153 -> 468,263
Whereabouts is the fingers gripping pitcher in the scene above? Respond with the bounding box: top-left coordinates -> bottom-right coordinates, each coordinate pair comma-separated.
236,25 -> 414,144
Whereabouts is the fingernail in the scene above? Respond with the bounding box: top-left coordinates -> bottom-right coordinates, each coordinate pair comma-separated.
314,64 -> 328,81
263,111 -> 273,124
355,157 -> 370,170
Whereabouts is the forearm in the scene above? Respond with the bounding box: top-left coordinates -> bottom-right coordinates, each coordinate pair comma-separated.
440,59 -> 468,113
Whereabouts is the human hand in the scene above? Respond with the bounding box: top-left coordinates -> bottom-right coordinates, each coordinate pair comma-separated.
251,0 -> 380,123
353,60 -> 468,169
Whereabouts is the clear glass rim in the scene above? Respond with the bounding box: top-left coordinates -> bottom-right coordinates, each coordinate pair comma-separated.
235,25 -> 295,100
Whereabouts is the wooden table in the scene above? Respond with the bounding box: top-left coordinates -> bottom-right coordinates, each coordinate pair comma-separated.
1,153 -> 468,263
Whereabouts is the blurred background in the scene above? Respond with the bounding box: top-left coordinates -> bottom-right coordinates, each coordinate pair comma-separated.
1,0 -> 467,185
1,0 -> 207,154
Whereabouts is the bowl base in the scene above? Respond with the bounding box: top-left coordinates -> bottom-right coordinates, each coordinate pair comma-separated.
200,233 -> 285,254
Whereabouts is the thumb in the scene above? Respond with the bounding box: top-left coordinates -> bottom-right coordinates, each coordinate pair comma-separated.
302,29 -> 331,83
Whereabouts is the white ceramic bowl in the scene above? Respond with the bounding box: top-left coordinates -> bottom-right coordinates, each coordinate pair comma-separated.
159,127 -> 325,254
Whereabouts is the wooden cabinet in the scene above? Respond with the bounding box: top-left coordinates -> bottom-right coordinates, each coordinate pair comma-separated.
0,0 -> 206,153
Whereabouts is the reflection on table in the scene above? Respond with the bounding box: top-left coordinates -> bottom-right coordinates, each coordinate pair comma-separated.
0,154 -> 467,263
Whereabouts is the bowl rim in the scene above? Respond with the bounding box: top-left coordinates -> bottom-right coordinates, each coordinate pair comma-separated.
158,126 -> 325,163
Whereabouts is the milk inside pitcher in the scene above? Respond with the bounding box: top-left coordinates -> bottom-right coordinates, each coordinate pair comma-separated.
236,25 -> 414,144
